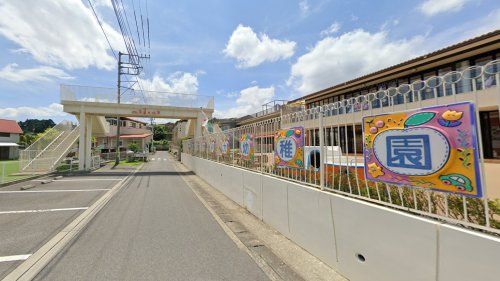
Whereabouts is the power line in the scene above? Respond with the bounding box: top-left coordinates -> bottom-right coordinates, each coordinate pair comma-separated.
146,0 -> 150,49
87,0 -> 117,59
131,0 -> 141,46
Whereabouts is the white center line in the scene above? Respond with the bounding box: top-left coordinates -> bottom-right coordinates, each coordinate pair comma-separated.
163,158 -> 167,161
0,254 -> 31,263
0,189 -> 111,194
0,207 -> 88,215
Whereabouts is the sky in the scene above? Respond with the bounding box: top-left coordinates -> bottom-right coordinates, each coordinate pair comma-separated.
0,0 -> 499,123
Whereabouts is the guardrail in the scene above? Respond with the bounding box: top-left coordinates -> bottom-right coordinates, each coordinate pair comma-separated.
183,59 -> 500,235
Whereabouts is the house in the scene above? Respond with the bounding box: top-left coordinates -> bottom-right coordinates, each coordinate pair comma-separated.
0,119 -> 23,160
95,117 -> 153,153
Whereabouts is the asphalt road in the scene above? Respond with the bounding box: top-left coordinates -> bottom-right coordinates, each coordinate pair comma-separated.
0,167 -> 130,279
35,151 -> 269,281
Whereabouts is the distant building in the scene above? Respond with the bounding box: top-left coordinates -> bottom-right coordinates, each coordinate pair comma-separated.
95,117 -> 153,153
172,120 -> 193,144
0,119 -> 23,160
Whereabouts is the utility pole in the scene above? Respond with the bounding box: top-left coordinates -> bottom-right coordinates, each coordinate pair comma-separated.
115,51 -> 122,165
114,51 -> 150,165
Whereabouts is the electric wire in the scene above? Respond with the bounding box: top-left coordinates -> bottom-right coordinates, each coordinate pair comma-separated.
87,0 -> 117,59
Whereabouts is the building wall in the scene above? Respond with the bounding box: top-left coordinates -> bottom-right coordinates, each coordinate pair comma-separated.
0,133 -> 20,160
304,51 -> 499,109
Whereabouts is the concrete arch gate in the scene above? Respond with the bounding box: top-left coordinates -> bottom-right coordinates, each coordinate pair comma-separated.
60,85 -> 214,170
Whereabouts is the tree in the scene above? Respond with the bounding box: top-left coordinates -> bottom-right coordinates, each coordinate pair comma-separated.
128,143 -> 139,153
18,119 -> 55,134
153,125 -> 167,141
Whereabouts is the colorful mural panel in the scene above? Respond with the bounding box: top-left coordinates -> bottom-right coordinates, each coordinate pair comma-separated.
240,133 -> 254,161
362,102 -> 483,198
274,127 -> 304,168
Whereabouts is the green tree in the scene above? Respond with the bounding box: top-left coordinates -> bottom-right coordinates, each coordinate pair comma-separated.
128,143 -> 139,153
18,119 -> 55,134
153,125 -> 167,141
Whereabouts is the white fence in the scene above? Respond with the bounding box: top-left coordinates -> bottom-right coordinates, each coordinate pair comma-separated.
183,59 -> 500,235
19,121 -> 79,173
60,84 -> 215,109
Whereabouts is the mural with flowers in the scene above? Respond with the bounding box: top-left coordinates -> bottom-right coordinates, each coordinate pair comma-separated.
362,102 -> 483,198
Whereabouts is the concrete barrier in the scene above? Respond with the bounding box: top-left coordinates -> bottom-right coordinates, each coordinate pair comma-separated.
181,153 -> 500,281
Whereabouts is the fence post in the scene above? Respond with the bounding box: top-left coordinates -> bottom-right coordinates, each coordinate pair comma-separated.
319,108 -> 325,190
232,131 -> 235,166
1,162 -> 5,184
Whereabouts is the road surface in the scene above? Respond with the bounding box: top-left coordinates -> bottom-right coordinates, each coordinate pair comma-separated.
34,151 -> 268,280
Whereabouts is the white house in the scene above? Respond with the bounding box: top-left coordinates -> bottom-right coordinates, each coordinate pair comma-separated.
0,119 -> 23,160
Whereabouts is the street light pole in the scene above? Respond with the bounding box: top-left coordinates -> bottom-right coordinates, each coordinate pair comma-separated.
115,51 -> 122,166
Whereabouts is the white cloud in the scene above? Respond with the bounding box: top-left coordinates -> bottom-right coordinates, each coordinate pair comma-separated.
419,0 -> 472,16
215,86 -> 275,118
288,29 -> 424,94
0,103 -> 67,120
299,0 -> 310,16
138,72 -> 199,95
0,63 -> 74,82
223,25 -> 296,68
320,22 -> 341,37
0,0 -> 124,70
93,0 -> 112,8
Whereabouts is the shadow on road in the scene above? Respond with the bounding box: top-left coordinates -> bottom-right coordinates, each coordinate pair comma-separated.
64,171 -> 195,177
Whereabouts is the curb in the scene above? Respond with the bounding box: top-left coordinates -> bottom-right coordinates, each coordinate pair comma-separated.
0,173 -> 53,189
3,164 -> 144,281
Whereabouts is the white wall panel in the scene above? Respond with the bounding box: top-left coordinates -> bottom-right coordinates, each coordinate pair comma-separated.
242,170 -> 263,219
331,195 -> 438,281
262,175 -> 290,236
438,224 -> 500,281
287,182 -> 338,268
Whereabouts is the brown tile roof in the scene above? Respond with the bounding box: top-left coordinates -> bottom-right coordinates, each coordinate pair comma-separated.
0,119 -> 23,134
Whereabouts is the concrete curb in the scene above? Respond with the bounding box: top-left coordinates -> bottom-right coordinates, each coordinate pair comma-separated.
0,174 -> 53,188
3,164 -> 144,281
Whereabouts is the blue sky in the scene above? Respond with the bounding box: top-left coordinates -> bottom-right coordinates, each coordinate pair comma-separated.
0,0 -> 498,122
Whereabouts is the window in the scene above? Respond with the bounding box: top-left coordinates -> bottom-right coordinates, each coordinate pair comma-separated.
0,132 -> 10,137
438,66 -> 453,97
131,122 -> 136,128
397,77 -> 411,103
387,80 -> 401,105
422,71 -> 436,100
410,75 -> 423,102
474,55 -> 493,90
377,83 -> 389,107
480,111 -> 500,159
455,60 -> 472,94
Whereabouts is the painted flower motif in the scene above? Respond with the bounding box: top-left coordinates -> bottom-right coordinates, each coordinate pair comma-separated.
368,163 -> 384,178
442,110 -> 463,121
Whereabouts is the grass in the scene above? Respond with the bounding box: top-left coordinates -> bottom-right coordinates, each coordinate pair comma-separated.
0,160 -> 30,183
118,160 -> 142,166
55,163 -> 79,172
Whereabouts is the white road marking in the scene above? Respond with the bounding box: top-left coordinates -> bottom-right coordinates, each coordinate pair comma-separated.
54,178 -> 121,182
0,189 -> 111,194
151,158 -> 155,161
0,254 -> 31,263
0,207 -> 88,215
163,158 -> 167,161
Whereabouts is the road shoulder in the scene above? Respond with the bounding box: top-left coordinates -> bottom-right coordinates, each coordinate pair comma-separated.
172,159 -> 347,281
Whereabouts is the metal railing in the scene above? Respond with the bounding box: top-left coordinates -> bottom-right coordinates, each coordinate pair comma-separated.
61,84 -> 215,109
183,59 -> 500,235
20,122 -> 79,173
